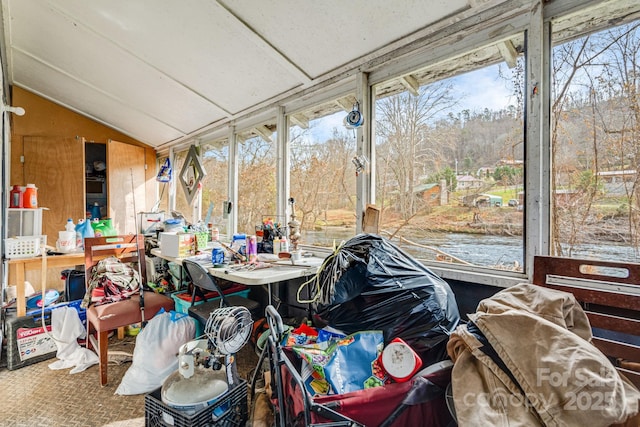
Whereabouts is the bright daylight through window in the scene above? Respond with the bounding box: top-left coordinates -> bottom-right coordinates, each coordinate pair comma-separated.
237,127 -> 277,234
289,96 -> 358,248
551,17 -> 640,263
373,36 -> 525,271
200,139 -> 229,236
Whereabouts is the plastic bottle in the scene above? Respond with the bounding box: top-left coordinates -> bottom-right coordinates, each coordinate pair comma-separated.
9,185 -> 23,208
65,218 -> 76,232
280,237 -> 289,253
90,202 -> 101,219
23,183 -> 38,208
248,235 -> 257,262
273,237 -> 281,255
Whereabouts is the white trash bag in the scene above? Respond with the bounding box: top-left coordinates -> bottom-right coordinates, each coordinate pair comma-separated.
49,306 -> 99,374
115,310 -> 196,395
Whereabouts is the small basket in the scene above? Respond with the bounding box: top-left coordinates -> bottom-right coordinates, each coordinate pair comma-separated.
4,235 -> 47,259
195,232 -> 209,251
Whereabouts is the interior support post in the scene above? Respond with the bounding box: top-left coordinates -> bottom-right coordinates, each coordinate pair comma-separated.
355,72 -> 373,234
524,0 -> 551,278
228,126 -> 238,236
276,106 -> 289,222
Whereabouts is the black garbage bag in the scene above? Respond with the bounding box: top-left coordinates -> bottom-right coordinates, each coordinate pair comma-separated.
313,234 -> 460,366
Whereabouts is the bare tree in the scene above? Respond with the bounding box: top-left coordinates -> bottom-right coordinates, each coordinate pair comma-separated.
376,82 -> 457,219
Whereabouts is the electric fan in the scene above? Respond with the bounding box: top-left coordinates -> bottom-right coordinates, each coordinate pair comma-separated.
160,306 -> 252,413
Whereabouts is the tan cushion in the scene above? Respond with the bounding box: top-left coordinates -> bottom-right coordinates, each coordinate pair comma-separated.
86,292 -> 174,331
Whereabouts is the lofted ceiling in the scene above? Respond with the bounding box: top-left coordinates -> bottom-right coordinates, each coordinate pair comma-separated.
0,0 -> 521,149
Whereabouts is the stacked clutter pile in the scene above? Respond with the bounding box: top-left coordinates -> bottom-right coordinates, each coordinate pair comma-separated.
268,233 -> 460,426
310,233 -> 460,366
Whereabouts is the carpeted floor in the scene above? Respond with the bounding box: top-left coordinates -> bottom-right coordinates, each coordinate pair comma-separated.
0,334 -> 259,427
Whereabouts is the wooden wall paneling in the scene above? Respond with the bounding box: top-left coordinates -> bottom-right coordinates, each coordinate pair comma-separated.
23,136 -> 85,239
107,139 -> 146,234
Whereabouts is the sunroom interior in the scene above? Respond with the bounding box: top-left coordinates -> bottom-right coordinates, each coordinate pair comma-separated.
1,0 -> 640,425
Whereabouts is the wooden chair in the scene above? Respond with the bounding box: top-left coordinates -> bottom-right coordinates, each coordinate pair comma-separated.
533,255 -> 640,388
84,235 -> 174,386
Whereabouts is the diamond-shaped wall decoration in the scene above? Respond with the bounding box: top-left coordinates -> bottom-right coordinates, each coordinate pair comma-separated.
179,145 -> 207,205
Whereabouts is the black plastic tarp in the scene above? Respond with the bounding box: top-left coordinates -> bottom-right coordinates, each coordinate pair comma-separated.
313,234 -> 460,365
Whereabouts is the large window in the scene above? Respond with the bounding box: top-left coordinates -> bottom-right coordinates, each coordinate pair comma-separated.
200,139 -> 229,236
289,96 -> 358,247
237,125 -> 277,234
551,16 -> 640,262
373,37 -> 525,271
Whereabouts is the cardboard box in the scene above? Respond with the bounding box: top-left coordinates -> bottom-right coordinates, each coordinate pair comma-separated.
160,232 -> 195,258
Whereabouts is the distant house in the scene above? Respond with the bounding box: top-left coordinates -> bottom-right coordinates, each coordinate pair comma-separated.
461,193 -> 502,207
553,189 -> 580,206
414,182 -> 446,206
456,175 -> 483,190
596,169 -> 636,183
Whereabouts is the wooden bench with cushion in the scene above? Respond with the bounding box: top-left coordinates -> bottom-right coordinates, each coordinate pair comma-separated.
533,255 -> 640,389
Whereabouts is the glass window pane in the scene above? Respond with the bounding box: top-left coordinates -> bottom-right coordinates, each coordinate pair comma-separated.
374,37 -> 525,271
201,139 -> 229,236
551,18 -> 640,262
289,99 -> 358,248
237,127 -> 277,234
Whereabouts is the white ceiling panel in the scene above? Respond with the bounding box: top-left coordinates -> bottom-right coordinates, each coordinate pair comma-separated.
1,0 -> 503,148
221,0 -> 470,78
12,52 -> 184,145
44,0 -> 305,113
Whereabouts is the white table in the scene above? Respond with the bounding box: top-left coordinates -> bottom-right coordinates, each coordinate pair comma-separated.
208,257 -> 323,305
150,247 -> 323,305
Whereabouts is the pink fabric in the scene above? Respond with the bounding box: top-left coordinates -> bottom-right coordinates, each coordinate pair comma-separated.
86,292 -> 174,331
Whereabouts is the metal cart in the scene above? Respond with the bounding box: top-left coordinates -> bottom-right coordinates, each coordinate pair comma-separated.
257,305 -> 455,427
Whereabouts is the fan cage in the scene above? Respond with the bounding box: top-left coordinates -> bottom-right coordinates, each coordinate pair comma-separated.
205,306 -> 252,355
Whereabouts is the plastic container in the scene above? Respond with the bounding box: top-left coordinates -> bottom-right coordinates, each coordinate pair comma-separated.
4,235 -> 46,259
65,218 -> 75,232
91,218 -> 116,237
170,286 -> 250,314
211,244 -> 225,265
89,202 -> 101,219
23,184 -> 37,208
56,230 -> 76,253
10,185 -> 23,208
247,235 -> 257,262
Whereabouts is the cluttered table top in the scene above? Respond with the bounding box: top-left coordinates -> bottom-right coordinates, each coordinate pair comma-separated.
150,246 -> 324,287
207,256 -> 323,286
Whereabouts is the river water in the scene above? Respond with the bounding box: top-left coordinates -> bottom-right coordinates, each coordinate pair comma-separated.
303,229 -> 640,268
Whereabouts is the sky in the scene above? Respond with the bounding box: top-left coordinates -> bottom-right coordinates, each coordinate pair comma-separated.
307,63 -> 516,142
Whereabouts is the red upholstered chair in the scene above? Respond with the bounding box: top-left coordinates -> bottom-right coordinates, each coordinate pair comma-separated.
84,235 -> 174,386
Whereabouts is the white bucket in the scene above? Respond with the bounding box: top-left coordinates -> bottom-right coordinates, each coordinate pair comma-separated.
56,231 -> 76,253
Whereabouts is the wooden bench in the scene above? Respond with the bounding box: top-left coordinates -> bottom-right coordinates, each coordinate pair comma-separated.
533,256 -> 640,389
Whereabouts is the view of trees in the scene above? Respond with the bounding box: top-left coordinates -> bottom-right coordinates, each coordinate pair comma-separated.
552,21 -> 640,258
169,15 -> 640,267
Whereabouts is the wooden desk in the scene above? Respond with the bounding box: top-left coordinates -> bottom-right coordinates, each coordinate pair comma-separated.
7,252 -> 85,317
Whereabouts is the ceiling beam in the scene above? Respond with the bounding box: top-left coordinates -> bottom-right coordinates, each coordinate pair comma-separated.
400,75 -> 420,96
335,97 -> 353,112
214,1 -> 312,83
289,113 -> 309,129
497,40 -> 519,68
253,125 -> 273,142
